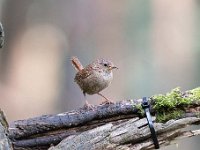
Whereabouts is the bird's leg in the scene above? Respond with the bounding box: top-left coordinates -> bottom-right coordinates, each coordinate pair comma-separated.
97,93 -> 114,104
83,94 -> 95,110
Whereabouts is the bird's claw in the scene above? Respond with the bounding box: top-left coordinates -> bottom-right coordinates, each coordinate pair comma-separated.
83,100 -> 95,110
100,99 -> 114,105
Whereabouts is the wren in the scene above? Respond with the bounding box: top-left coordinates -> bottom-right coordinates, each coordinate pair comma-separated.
71,56 -> 117,104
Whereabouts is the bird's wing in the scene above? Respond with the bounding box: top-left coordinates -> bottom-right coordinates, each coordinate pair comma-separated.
74,66 -> 93,82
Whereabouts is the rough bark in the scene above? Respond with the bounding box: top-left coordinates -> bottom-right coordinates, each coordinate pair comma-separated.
9,100 -> 140,140
48,117 -> 200,150
0,22 -> 4,48
10,100 -> 141,149
8,91 -> 200,150
0,109 -> 13,150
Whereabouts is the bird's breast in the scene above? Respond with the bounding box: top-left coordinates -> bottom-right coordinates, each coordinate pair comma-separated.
75,70 -> 113,95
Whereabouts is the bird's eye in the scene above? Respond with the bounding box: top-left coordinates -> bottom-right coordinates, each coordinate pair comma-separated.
104,63 -> 108,67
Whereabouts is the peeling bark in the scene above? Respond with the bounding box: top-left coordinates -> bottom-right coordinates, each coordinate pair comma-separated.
48,117 -> 200,150
6,88 -> 200,149
0,110 -> 13,150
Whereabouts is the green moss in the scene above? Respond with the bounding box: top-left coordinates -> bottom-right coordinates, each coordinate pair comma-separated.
131,99 -> 144,115
152,87 -> 195,122
196,112 -> 200,118
156,110 -> 184,122
135,104 -> 144,115
131,87 -> 200,122
153,88 -> 191,111
188,87 -> 200,101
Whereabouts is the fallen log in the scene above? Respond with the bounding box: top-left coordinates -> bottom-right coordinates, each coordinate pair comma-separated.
7,87 -> 200,149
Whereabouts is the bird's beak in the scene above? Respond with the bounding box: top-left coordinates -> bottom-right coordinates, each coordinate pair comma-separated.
109,66 -> 118,70
112,66 -> 118,69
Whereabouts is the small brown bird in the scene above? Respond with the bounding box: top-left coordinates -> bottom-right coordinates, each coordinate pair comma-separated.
71,56 -> 118,105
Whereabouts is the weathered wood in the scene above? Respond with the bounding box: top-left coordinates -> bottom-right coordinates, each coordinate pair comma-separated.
9,100 -> 141,140
48,117 -> 200,150
9,101 -> 200,140
12,114 -> 136,148
8,88 -> 200,149
9,105 -> 200,149
0,110 -> 13,150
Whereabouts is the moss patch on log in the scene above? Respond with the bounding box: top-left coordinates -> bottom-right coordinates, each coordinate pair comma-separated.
152,87 -> 200,122
188,87 -> 200,101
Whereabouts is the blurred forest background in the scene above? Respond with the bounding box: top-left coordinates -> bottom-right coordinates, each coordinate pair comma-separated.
0,1 -> 200,149
0,0 -> 200,120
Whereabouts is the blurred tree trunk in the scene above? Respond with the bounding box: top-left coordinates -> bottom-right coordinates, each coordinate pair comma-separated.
0,0 -> 66,121
0,0 -> 31,79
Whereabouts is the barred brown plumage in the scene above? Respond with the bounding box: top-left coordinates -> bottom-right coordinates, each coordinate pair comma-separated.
71,56 -> 118,105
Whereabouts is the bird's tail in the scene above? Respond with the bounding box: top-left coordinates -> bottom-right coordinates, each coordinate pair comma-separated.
71,56 -> 84,72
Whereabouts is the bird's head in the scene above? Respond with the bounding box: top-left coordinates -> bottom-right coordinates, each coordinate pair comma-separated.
96,58 -> 118,71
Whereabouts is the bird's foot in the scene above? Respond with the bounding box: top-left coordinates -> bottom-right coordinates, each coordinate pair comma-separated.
101,99 -> 114,105
83,100 -> 95,110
